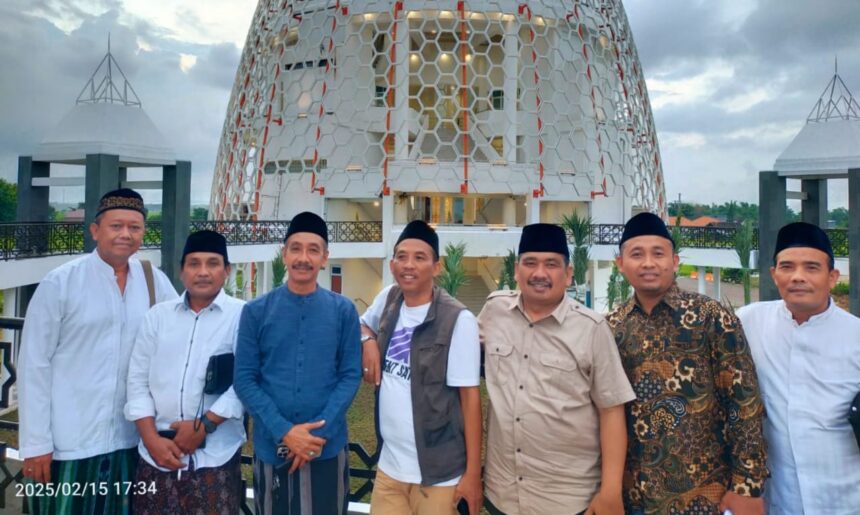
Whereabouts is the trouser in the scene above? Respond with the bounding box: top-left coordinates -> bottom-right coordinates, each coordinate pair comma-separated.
370,468 -> 459,515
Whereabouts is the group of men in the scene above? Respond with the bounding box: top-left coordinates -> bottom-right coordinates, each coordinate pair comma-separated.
16,187 -> 860,515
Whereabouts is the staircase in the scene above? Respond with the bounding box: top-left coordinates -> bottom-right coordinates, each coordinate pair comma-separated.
455,275 -> 492,316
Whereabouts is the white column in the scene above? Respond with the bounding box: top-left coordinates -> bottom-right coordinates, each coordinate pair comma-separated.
382,194 -> 395,285
525,194 -> 540,224
1,287 -> 17,354
503,197 -> 517,226
712,267 -> 721,302
464,198 -> 477,225
393,19 -> 410,160
697,266 -> 707,295
503,20 -> 519,163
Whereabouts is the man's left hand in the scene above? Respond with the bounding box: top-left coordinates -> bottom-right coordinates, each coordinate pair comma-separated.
453,472 -> 482,515
585,489 -> 624,515
169,419 -> 206,455
720,491 -> 764,515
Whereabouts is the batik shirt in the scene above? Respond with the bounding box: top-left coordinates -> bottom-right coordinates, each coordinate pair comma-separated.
607,284 -> 768,514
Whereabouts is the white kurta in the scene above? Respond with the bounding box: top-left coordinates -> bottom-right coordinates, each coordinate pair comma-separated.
737,300 -> 860,515
18,250 -> 178,460
125,290 -> 246,471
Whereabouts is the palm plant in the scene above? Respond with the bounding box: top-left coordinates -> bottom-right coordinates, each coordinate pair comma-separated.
561,212 -> 591,302
437,242 -> 469,297
733,220 -> 754,305
272,252 -> 286,288
498,249 -> 517,290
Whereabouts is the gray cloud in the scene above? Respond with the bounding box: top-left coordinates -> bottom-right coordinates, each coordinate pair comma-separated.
0,2 -> 241,205
625,0 -> 857,207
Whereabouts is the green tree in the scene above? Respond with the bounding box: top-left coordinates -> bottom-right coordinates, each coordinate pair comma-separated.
0,178 -> 16,222
437,242 -> 468,297
606,263 -> 632,311
829,207 -> 849,229
147,211 -> 162,221
191,207 -> 209,220
733,220 -> 754,305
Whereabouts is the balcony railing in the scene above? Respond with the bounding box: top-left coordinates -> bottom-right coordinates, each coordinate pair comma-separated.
0,221 -> 849,261
0,221 -> 384,261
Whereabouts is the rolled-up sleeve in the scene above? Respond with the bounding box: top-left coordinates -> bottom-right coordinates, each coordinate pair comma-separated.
124,311 -> 158,421
18,276 -> 61,459
209,323 -> 245,420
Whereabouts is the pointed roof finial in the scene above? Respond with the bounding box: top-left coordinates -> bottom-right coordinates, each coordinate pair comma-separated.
806,60 -> 859,122
76,36 -> 141,107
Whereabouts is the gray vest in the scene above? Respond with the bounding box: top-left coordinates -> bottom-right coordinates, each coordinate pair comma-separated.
375,285 -> 468,485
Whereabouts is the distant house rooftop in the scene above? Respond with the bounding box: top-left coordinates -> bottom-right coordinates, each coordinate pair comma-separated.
668,215 -> 735,228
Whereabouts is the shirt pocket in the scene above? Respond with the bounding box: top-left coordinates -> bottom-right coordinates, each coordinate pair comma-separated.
486,342 -> 514,385
418,341 -> 448,385
538,352 -> 586,403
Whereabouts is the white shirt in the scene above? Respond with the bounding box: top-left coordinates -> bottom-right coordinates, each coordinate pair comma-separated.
18,250 -> 178,460
737,300 -> 860,515
125,290 -> 246,471
361,285 -> 481,486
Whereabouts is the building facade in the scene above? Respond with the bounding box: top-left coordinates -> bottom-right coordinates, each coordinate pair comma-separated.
211,0 -> 665,310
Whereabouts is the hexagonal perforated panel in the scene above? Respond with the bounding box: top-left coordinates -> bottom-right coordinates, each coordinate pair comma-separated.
210,0 -> 665,220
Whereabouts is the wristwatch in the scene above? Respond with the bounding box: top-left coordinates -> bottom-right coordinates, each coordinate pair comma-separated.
200,415 -> 218,434
360,334 -> 375,343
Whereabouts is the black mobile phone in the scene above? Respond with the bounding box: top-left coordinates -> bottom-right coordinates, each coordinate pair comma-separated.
457,498 -> 470,515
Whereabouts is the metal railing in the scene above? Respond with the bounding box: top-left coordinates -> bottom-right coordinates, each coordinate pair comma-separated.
0,221 -> 849,260
0,221 -> 385,260
0,317 -> 378,513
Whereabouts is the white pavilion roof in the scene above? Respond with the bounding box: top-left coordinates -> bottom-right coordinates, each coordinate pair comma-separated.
774,68 -> 860,178
33,43 -> 175,167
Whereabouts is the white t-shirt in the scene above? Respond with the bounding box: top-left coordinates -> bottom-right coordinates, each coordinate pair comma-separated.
361,285 -> 481,486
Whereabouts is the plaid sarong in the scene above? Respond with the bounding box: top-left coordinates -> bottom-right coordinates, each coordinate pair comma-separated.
27,447 -> 138,515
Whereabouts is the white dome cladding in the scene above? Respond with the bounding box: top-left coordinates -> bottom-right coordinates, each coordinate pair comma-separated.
211,0 -> 665,220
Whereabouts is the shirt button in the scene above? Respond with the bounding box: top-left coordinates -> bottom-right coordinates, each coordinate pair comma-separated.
523,354 -> 528,359
518,385 -> 523,390
528,323 -> 534,328
516,448 -> 521,453
516,417 -> 521,422
518,476 -> 523,481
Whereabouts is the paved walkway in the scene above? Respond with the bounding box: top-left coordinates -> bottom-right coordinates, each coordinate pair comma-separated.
676,276 -> 759,308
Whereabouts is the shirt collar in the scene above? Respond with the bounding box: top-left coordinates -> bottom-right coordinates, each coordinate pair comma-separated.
176,289 -> 228,312
510,291 -> 570,324
90,248 -> 135,277
777,297 -> 836,325
619,281 -> 682,317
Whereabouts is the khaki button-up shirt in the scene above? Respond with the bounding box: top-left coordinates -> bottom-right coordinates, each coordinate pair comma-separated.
479,291 -> 635,515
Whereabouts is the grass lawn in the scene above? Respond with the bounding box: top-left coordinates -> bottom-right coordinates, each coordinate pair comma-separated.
3,381 -> 491,511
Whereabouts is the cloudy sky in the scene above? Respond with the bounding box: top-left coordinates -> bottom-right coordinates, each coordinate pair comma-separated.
1,0 -> 857,208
